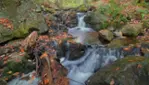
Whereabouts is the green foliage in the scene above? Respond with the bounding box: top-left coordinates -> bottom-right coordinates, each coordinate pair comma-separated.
96,0 -> 128,29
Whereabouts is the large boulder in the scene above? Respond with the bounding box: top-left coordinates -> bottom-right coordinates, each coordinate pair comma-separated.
0,0 -> 48,43
87,56 -> 149,85
121,23 -> 143,37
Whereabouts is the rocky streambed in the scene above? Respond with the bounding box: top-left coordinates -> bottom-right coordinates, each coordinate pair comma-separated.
1,0 -> 149,85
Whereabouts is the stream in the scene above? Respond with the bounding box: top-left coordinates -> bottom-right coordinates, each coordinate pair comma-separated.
8,13 -> 124,85
61,13 -> 124,85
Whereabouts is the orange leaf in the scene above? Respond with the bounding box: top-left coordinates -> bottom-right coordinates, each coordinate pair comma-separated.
40,52 -> 48,59
13,72 -> 20,76
137,64 -> 142,68
123,47 -> 131,51
44,79 -> 50,85
20,47 -> 25,53
115,67 -> 120,71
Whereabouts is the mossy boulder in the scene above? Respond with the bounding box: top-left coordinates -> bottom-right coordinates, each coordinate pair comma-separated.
108,38 -> 139,48
87,56 -> 149,85
85,12 -> 109,30
0,0 -> 48,43
1,52 -> 35,81
121,23 -> 143,37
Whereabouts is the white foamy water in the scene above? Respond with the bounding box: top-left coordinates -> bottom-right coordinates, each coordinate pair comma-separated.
68,13 -> 94,44
8,71 -> 40,85
61,46 -> 123,85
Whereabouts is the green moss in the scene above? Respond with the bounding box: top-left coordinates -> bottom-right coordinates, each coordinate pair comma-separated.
78,5 -> 88,12
1,57 -> 35,80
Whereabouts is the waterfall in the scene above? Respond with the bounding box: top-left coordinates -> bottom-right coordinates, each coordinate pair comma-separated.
68,13 -> 94,44
77,13 -> 86,28
61,46 -> 123,85
60,13 -> 125,85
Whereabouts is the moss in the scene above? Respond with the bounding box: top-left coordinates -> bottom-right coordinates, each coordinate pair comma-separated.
1,57 -> 35,80
108,38 -> 139,48
77,5 -> 88,12
88,56 -> 149,85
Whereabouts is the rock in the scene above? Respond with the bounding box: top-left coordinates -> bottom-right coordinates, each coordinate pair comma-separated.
121,23 -> 143,37
140,42 -> 149,57
69,43 -> 86,60
108,38 -> 139,48
21,31 -> 38,50
0,0 -> 48,43
85,12 -> 109,30
57,41 -> 86,61
1,52 -> 35,80
87,56 -> 149,85
113,31 -> 125,38
99,29 -> 114,41
0,79 -> 7,85
7,52 -> 28,62
84,32 -> 101,45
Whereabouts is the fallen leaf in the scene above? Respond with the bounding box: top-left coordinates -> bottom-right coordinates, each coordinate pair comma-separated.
7,71 -> 12,74
137,64 -> 142,68
40,52 -> 48,59
115,67 -> 120,71
13,72 -> 20,76
20,47 -> 25,53
44,79 -> 50,85
123,47 -> 131,51
110,79 -> 115,85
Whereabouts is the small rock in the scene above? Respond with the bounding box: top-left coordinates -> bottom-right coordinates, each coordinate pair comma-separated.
113,31 -> 125,38
99,29 -> 114,41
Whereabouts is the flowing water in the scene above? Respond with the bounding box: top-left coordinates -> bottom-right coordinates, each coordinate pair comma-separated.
8,71 -> 40,85
68,13 -> 95,44
61,13 -> 124,85
8,13 -> 124,85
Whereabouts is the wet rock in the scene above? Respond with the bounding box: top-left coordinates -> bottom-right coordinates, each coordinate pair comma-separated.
57,41 -> 86,61
84,32 -> 101,45
69,43 -> 86,60
99,29 -> 114,42
121,23 -> 143,37
87,56 -> 149,85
